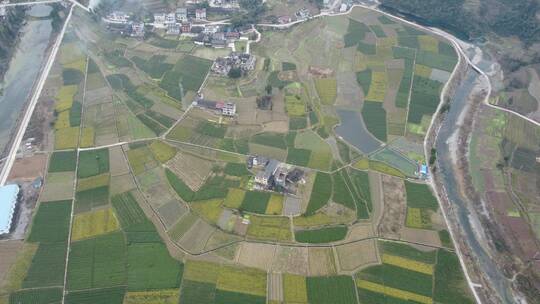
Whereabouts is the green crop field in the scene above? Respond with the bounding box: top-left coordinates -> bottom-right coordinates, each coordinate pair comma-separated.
160,55 -> 212,100
131,55 -> 173,79
223,163 -> 251,176
149,141 -> 177,163
240,191 -> 271,214
344,19 -> 370,47
22,243 -> 67,288
295,225 -> 348,243
127,243 -> 183,290
286,147 -> 311,167
404,181 -> 439,210
415,50 -> 457,72
196,121 -> 227,138
356,69 -> 372,95
380,241 -> 437,264
357,263 -> 433,297
305,172 -> 332,215
215,289 -> 266,304
27,200 -> 72,243
407,76 -> 443,124
48,150 -> 77,172
166,170 -> 236,202
179,280 -> 216,304
75,186 -> 109,213
306,276 -> 358,304
369,24 -> 387,38
332,171 -> 356,210
362,101 -> 387,142
250,132 -> 287,150
9,287 -> 63,304
78,148 -> 109,178
289,116 -> 308,130
111,192 -> 146,228
65,286 -> 126,304
349,169 -> 372,216
434,250 -> 474,303
67,232 -> 127,290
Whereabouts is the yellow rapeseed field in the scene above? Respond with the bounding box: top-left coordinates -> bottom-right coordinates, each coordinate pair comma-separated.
382,254 -> 434,275
71,208 -> 120,241
357,280 -> 433,304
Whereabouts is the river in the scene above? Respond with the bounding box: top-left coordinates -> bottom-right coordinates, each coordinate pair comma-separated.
435,70 -> 514,303
0,4 -> 54,155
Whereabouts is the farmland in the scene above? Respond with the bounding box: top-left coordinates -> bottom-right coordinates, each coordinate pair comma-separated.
1,4 -> 478,304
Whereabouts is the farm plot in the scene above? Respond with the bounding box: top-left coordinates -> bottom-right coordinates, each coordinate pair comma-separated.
40,172 -> 75,202
283,274 -> 308,303
27,200 -> 72,243
159,55 -> 213,100
433,250 -> 474,303
361,101 -> 387,142
78,148 -> 109,178
306,276 -> 358,304
315,78 -> 337,105
71,207 -> 120,241
308,247 -> 337,276
336,239 -> 378,271
22,243 -> 67,288
295,225 -> 348,243
165,151 -> 214,191
65,286 -> 126,304
240,191 -> 271,214
74,186 -> 109,214
66,232 -> 127,291
48,150 -> 77,173
8,287 -> 63,304
123,289 -> 179,304
369,148 -> 418,177
304,172 -> 332,215
294,130 -> 333,170
247,215 -> 292,242
127,145 -> 158,175
127,243 -> 183,291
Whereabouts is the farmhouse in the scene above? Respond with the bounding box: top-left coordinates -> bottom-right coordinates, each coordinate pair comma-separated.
254,159 -> 279,187
193,99 -> 237,116
167,23 -> 181,35
211,52 -> 256,76
0,184 -> 19,234
153,13 -> 166,28
195,8 -> 207,20
104,11 -> 130,24
130,22 -> 145,37
176,7 -> 188,21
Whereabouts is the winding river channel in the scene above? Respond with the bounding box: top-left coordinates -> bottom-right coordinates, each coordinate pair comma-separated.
435,69 -> 513,302
0,4 -> 53,154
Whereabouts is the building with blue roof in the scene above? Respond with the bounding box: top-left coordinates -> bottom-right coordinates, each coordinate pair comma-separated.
0,184 -> 19,234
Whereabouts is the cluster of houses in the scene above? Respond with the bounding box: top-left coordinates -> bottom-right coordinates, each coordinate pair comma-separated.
248,156 -> 305,193
211,52 -> 256,76
153,7 -> 207,34
0,0 -> 8,20
193,28 -> 241,48
193,99 -> 237,117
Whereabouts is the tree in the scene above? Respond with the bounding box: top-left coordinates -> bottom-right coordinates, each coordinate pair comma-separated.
228,68 -> 242,78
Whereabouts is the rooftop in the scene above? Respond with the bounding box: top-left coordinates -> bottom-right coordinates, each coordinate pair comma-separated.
0,184 -> 19,234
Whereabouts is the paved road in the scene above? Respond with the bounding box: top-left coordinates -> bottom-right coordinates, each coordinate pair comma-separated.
0,0 -> 61,7
0,3 -> 74,186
